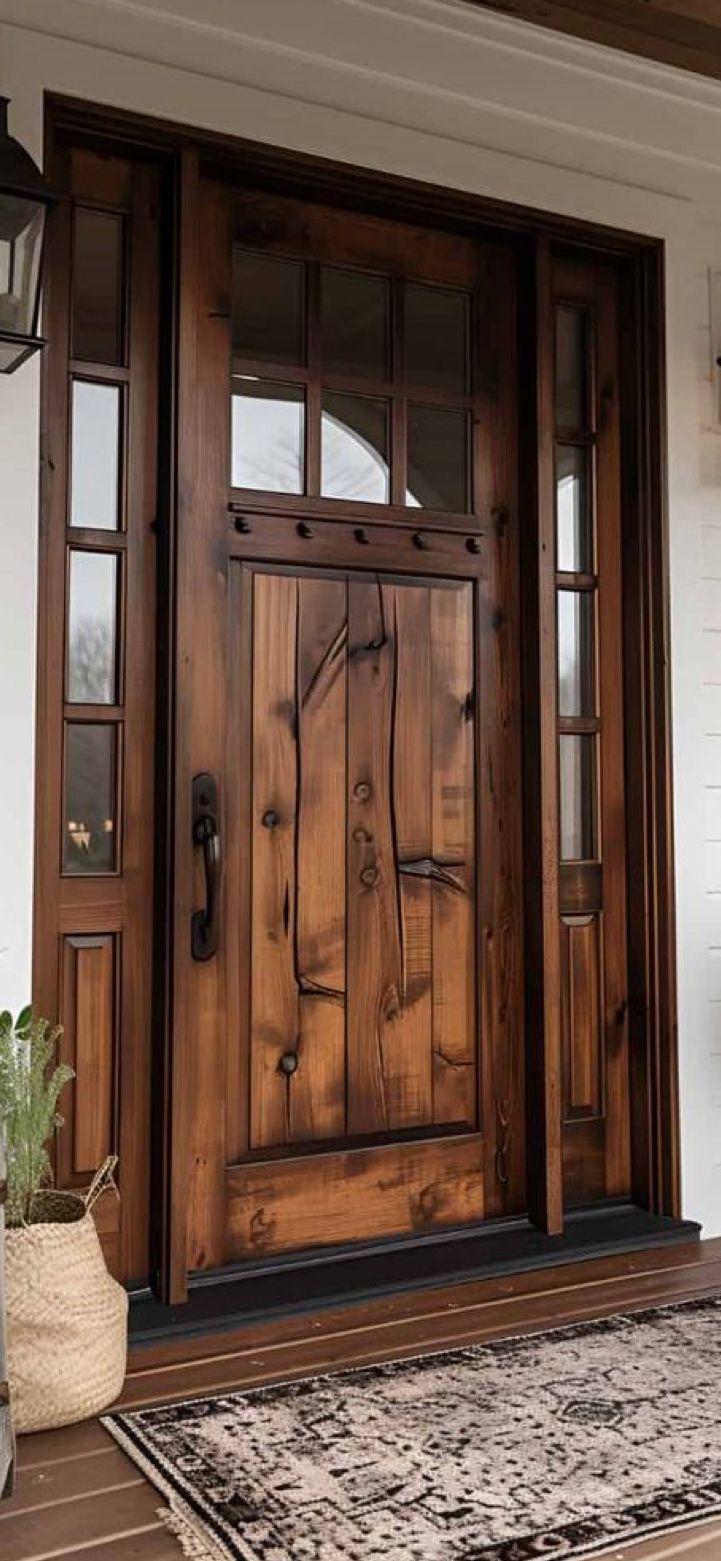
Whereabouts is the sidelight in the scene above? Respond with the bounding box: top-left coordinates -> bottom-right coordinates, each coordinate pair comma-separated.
557,589 -> 595,719
555,305 -> 588,430
66,549 -> 119,705
556,445 -> 592,574
62,723 -> 118,875
71,208 -> 125,365
69,380 -> 122,530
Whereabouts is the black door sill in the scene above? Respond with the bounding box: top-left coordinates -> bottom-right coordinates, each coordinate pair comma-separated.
128,1205 -> 701,1346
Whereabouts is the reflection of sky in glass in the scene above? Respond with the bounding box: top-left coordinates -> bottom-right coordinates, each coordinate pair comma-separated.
556,458 -> 590,574
70,381 -> 120,530
231,383 -> 304,493
557,590 -> 592,720
321,406 -> 388,504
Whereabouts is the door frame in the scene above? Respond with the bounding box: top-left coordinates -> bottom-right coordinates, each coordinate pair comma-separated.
36,94 -> 680,1308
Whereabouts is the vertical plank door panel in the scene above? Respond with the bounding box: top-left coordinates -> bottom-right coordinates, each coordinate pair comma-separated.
385,583 -> 434,1128
250,572 -> 300,1150
346,579 -> 403,1134
431,583 -> 477,1129
293,576 -> 348,1142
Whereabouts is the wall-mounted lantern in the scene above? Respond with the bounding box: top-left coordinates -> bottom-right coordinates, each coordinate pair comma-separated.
0,97 -> 61,373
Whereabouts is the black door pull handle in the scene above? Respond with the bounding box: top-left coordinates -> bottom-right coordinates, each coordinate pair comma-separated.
191,772 -> 220,960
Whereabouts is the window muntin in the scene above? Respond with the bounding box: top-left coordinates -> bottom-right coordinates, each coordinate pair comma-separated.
230,251 -> 475,514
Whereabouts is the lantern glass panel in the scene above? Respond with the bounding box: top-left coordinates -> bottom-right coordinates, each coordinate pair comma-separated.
0,195 -> 44,338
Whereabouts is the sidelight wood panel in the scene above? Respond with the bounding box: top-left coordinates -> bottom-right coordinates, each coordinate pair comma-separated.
561,915 -> 602,1118
59,935 -> 115,1182
226,1134 -> 484,1260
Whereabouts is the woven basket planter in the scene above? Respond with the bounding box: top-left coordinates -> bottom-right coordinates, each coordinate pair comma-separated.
5,1170 -> 127,1433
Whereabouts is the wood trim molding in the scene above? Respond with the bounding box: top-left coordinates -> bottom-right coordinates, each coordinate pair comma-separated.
470,2 -> 721,84
37,97 -> 681,1307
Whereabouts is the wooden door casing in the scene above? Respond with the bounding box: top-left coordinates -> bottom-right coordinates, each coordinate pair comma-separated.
33,105 -> 681,1311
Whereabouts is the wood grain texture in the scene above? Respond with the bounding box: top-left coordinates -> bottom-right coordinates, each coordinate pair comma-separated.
34,136 -> 159,1285
472,0 -> 721,83
292,577 -> 347,1141
250,571 -> 300,1149
60,935 -> 115,1177
226,1134 -> 484,1258
346,579 -> 404,1134
430,584 -> 477,1129
561,915 -> 602,1117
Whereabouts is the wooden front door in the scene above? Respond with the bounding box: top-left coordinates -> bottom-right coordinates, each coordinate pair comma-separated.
170,164 -> 525,1288
37,111 -> 679,1307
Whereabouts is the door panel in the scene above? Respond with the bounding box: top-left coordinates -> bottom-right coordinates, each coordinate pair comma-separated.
226,1135 -> 484,1260
228,561 -> 480,1257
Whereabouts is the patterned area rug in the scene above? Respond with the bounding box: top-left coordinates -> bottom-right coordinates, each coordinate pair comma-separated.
103,1296 -> 721,1561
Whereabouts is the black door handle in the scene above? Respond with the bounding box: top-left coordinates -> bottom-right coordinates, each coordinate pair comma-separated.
191,772 -> 220,960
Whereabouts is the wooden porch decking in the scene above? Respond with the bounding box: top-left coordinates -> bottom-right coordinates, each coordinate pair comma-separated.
4,1237 -> 721,1560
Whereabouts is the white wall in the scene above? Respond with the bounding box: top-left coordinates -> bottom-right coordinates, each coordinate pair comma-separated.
1,0 -> 721,1228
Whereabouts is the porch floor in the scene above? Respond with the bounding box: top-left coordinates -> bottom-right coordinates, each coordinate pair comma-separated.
4,1236 -> 721,1561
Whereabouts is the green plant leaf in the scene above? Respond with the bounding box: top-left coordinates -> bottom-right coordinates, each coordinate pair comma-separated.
15,1005 -> 32,1034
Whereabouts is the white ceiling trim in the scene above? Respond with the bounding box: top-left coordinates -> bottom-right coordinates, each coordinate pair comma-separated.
1,0 -> 720,197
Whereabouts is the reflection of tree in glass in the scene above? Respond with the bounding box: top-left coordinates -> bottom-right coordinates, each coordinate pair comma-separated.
69,617 -> 113,704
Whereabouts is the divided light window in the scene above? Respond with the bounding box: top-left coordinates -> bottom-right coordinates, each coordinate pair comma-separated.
230,250 -> 474,514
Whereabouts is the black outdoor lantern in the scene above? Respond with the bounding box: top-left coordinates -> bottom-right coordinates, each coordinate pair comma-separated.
0,97 -> 61,373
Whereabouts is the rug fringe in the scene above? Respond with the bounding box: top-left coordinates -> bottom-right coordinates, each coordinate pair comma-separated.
159,1500 -> 228,1561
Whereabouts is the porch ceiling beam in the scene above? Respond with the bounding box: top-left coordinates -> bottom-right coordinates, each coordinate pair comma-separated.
469,1 -> 721,83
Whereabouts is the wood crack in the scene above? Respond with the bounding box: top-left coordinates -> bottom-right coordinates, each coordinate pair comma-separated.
399,857 -> 466,893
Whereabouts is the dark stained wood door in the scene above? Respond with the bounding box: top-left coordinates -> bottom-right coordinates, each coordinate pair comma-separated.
169,164 -> 526,1290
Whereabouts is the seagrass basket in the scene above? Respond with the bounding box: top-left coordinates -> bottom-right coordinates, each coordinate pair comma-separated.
5,1161 -> 127,1433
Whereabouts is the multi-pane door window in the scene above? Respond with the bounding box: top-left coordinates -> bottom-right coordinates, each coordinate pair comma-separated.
230,250 -> 475,514
62,207 -> 127,874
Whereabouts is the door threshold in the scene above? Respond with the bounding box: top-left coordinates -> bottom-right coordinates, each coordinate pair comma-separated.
129,1206 -> 700,1346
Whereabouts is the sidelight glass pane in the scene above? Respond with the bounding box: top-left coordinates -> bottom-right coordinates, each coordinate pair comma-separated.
407,404 -> 469,512
232,250 -> 305,367
67,551 -> 119,705
556,444 -> 592,574
70,381 -> 121,531
558,590 -> 595,718
320,267 -> 389,380
405,282 -> 470,393
559,733 -> 596,861
555,305 -> 588,430
63,723 -> 117,874
72,208 -> 125,364
231,378 -> 304,492
321,391 -> 389,502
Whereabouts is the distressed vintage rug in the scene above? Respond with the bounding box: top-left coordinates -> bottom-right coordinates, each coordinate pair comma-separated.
103,1295 -> 721,1561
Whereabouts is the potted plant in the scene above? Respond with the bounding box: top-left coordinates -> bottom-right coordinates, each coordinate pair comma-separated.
0,1007 -> 127,1433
